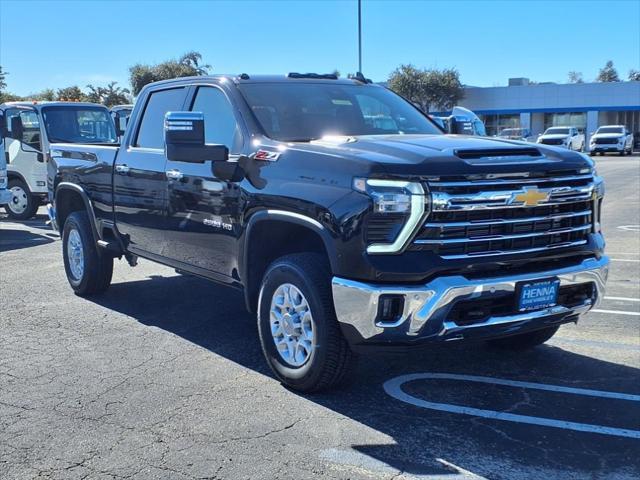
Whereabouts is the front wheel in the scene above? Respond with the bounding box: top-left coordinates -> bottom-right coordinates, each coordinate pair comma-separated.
486,326 -> 559,350
62,211 -> 113,296
257,253 -> 353,392
5,179 -> 39,220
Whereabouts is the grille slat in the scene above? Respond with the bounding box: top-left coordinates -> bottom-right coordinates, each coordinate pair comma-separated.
412,174 -> 594,258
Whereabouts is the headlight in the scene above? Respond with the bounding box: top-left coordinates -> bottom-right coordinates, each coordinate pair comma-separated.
354,178 -> 427,254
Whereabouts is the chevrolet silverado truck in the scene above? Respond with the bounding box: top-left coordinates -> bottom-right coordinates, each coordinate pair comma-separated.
0,101 -> 117,219
537,126 -> 585,151
589,125 -> 634,156
48,74 -> 609,392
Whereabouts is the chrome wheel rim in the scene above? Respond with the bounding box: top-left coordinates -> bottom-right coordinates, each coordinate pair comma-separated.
270,283 -> 315,367
8,186 -> 28,214
67,229 -> 85,281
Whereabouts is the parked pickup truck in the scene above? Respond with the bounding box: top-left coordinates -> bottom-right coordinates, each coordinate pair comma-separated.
48,74 -> 609,392
589,125 -> 634,156
0,101 -> 117,219
537,126 -> 584,151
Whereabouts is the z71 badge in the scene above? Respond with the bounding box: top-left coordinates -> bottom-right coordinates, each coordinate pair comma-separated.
253,149 -> 280,161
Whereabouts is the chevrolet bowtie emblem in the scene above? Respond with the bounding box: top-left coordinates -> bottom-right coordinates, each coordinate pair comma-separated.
511,187 -> 549,207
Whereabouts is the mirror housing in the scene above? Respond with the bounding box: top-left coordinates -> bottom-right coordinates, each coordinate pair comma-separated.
449,117 -> 473,135
10,115 -> 24,141
164,112 -> 228,163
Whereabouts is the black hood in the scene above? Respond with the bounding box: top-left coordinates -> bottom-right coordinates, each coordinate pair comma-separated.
286,134 -> 593,178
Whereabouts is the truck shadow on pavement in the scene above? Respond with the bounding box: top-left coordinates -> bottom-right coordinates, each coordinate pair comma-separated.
0,227 -> 55,253
89,272 -> 640,479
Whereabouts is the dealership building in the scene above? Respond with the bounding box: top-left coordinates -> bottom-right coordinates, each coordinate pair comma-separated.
452,78 -> 640,142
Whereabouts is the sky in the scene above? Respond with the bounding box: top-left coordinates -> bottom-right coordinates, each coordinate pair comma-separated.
1,0 -> 639,96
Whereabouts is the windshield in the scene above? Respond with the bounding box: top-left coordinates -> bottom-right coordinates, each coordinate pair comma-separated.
42,106 -> 117,144
238,83 -> 442,141
545,127 -> 570,135
498,128 -> 524,136
597,127 -> 623,134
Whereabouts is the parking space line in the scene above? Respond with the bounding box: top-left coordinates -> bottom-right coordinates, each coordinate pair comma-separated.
605,296 -> 640,302
384,373 -> 640,439
592,309 -> 640,316
611,258 -> 640,263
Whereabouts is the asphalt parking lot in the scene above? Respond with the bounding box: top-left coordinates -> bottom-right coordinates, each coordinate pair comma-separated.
1,155 -> 639,480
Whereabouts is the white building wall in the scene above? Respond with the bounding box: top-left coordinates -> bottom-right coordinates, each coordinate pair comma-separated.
460,81 -> 640,113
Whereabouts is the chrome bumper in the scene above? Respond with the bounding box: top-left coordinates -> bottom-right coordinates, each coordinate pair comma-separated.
332,256 -> 609,346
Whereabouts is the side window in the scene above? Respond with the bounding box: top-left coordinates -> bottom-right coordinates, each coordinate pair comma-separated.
191,87 -> 242,153
6,109 -> 42,151
135,88 -> 186,149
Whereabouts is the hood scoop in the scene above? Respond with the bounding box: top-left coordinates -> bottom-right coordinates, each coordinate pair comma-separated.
454,147 -> 542,160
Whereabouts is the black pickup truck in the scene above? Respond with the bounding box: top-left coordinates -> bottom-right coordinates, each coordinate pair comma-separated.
48,74 -> 609,392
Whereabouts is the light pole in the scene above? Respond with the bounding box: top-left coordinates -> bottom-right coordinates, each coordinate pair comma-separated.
358,0 -> 362,74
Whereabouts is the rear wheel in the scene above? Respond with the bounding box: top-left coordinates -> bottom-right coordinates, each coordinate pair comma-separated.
5,179 -> 39,220
257,253 -> 353,392
486,326 -> 559,350
62,211 -> 113,296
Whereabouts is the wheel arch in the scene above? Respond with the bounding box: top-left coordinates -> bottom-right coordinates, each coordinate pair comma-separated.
240,210 -> 338,313
55,182 -> 100,243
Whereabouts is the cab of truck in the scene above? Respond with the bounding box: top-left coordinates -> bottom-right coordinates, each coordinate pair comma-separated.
0,102 -> 117,219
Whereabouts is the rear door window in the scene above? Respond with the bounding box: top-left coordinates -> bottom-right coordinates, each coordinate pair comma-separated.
135,88 -> 186,149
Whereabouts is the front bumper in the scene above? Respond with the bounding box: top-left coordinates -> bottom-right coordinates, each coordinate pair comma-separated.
332,256 -> 609,350
590,144 -> 624,153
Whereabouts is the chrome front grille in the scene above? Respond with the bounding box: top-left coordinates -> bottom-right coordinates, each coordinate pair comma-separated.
411,174 -> 595,259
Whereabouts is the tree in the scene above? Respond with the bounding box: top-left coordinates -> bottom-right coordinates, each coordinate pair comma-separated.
30,89 -> 56,101
387,64 -> 464,112
56,86 -> 86,102
629,69 -> 640,81
85,82 -> 131,107
387,64 -> 429,110
596,60 -> 620,82
0,65 -> 7,92
568,71 -> 583,83
129,51 -> 211,96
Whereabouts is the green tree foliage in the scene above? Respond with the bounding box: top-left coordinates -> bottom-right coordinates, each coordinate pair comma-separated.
629,69 -> 640,81
85,82 -> 132,107
0,65 -> 7,91
387,64 -> 464,112
56,86 -> 86,102
129,51 -> 211,95
568,71 -> 584,83
31,89 -> 56,101
596,60 -> 620,82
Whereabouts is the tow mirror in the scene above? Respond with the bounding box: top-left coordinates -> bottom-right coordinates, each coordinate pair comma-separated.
164,111 -> 229,163
10,115 -> 24,141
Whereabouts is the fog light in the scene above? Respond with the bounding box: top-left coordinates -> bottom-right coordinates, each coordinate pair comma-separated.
376,294 -> 404,325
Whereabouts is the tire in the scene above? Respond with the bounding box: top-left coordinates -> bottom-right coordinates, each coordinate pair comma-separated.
4,179 -> 39,220
62,211 -> 113,296
486,326 -> 559,350
257,253 -> 353,392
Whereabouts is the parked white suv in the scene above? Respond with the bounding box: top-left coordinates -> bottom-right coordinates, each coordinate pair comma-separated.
537,126 -> 584,151
589,125 -> 634,156
0,130 -> 11,208
0,102 -> 117,219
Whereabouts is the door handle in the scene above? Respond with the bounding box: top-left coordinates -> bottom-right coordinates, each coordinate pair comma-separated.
166,169 -> 183,180
114,164 -> 130,174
